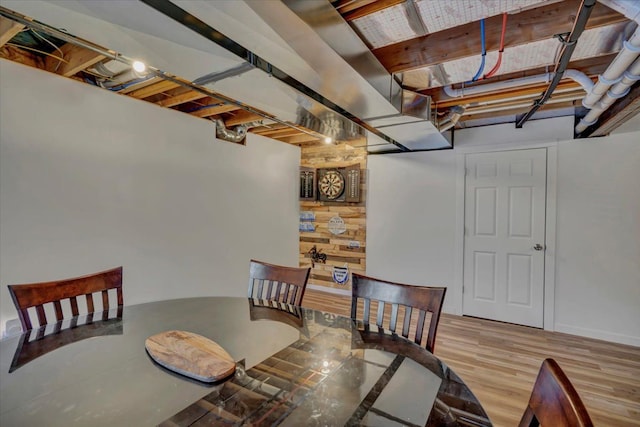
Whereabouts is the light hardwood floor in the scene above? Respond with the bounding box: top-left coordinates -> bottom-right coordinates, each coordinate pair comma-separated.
301,289 -> 640,427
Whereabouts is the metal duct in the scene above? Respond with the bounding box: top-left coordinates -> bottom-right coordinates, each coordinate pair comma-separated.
212,118 -> 263,144
141,0 -> 450,153
438,106 -> 466,132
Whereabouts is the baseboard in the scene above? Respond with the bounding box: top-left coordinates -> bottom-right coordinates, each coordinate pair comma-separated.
555,322 -> 640,347
307,284 -> 351,297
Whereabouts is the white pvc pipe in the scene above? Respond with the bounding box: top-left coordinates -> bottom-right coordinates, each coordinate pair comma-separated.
443,69 -> 593,98
581,26 -> 640,108
576,55 -> 640,132
574,0 -> 640,134
444,73 -> 551,98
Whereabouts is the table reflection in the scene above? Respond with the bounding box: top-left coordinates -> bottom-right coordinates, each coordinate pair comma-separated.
9,309 -> 123,373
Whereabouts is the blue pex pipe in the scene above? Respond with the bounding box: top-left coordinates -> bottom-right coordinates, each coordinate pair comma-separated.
468,19 -> 486,83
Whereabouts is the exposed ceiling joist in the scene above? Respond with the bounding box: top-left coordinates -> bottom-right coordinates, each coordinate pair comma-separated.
225,110 -> 264,126
44,43 -> 105,77
339,0 -> 404,22
372,0 -> 625,73
128,80 -> 180,99
156,89 -> 213,108
189,103 -> 240,118
0,16 -> 24,47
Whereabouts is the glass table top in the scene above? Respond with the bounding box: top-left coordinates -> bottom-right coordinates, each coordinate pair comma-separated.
0,297 -> 492,426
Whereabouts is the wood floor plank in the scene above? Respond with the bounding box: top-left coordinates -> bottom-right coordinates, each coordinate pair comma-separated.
301,289 -> 640,427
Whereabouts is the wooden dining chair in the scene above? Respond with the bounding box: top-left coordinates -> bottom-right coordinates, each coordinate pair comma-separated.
8,266 -> 124,332
519,358 -> 593,427
351,273 -> 446,353
248,259 -> 310,306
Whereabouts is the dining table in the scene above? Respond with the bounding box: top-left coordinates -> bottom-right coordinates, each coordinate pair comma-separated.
0,297 -> 492,426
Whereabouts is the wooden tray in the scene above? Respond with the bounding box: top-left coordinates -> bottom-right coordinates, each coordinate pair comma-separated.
145,330 -> 236,383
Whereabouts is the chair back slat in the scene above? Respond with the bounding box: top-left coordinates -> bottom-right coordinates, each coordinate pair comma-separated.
402,306 -> 412,338
8,267 -> 124,332
70,297 -> 79,316
86,294 -> 95,313
389,304 -> 398,332
351,273 -> 446,353
102,290 -> 109,310
415,310 -> 427,345
248,260 -> 310,306
519,358 -> 593,427
36,306 -> 46,326
53,301 -> 63,322
376,301 -> 385,327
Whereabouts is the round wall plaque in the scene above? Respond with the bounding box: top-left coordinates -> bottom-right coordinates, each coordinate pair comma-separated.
328,215 -> 346,235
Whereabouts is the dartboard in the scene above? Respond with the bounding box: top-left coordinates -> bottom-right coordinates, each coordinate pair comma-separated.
318,170 -> 345,200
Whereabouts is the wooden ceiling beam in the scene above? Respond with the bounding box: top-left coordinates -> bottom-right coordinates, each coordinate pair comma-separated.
128,80 -> 180,99
339,0 -> 404,21
0,17 -> 25,48
255,127 -> 303,138
116,76 -> 161,94
189,103 -> 241,118
252,124 -> 288,134
278,134 -> 322,145
44,43 -> 105,77
156,89 -> 217,107
373,0 -> 626,73
0,44 -> 43,68
225,110 -> 264,126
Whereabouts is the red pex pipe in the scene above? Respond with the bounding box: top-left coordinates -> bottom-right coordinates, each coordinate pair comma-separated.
483,12 -> 508,79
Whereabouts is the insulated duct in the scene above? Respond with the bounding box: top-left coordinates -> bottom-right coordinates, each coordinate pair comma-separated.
140,0 -> 451,153
212,118 -> 263,144
438,105 -> 466,132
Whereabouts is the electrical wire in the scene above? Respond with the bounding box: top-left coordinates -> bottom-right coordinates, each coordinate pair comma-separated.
30,29 -> 65,71
467,19 -> 486,84
516,0 -> 597,128
5,42 -> 68,64
105,76 -> 153,91
483,13 -> 507,79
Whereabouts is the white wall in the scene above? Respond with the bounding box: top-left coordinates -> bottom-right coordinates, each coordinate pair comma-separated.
368,117 -> 640,346
554,133 -> 640,344
0,60 -> 301,334
367,151 -> 458,313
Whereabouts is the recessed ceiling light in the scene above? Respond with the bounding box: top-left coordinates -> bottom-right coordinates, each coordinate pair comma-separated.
132,60 -> 147,73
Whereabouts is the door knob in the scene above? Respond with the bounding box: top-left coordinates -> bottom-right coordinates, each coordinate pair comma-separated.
533,244 -> 544,251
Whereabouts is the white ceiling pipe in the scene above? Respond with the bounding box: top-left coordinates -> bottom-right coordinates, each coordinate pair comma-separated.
464,95 -> 585,116
581,28 -> 640,107
581,0 -> 640,108
443,69 -> 592,98
576,55 -> 640,132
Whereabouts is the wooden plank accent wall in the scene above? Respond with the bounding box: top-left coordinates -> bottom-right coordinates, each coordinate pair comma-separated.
299,140 -> 367,291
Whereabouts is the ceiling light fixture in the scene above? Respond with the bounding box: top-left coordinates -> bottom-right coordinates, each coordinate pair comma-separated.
132,60 -> 147,73
324,137 -> 333,144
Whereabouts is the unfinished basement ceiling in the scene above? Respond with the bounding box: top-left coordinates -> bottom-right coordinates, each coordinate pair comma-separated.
1,0 -> 639,150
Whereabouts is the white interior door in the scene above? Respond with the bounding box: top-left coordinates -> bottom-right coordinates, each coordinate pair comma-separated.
463,148 -> 547,327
